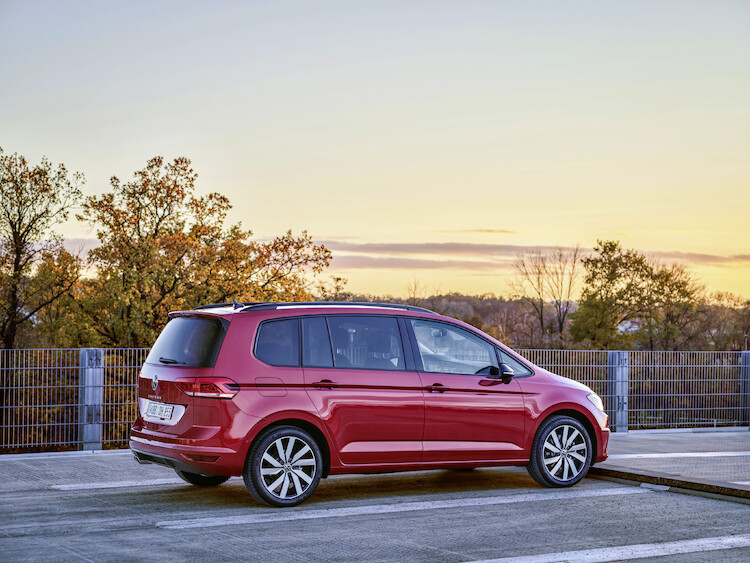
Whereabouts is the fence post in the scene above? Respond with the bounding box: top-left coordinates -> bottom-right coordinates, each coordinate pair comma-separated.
78,348 -> 104,450
607,351 -> 629,432
742,351 -> 750,429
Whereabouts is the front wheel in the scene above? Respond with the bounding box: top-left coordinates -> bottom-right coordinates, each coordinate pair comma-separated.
527,415 -> 592,487
175,469 -> 230,487
244,426 -> 323,507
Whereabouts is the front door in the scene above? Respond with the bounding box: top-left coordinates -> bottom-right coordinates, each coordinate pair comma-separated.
407,318 -> 526,462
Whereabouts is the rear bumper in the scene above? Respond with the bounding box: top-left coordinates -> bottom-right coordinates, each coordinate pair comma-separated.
131,447 -> 217,476
130,399 -> 266,476
129,425 -> 244,476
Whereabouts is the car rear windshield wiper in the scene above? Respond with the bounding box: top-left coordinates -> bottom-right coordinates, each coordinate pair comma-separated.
158,356 -> 185,365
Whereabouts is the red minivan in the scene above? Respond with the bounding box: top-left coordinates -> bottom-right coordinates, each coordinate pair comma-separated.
130,302 -> 609,507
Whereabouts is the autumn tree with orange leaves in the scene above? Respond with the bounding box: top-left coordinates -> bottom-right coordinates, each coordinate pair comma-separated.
0,148 -> 83,349
76,156 -> 330,347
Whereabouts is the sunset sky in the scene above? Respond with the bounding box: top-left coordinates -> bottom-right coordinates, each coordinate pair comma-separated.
2,1 -> 749,297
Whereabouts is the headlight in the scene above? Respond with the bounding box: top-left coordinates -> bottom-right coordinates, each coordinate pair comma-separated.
587,393 -> 604,411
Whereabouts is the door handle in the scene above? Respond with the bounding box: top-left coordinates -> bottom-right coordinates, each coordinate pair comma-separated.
426,383 -> 449,393
312,379 -> 339,389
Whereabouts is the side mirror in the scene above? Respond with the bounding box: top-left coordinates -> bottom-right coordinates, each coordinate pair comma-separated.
500,363 -> 515,384
477,365 -> 501,377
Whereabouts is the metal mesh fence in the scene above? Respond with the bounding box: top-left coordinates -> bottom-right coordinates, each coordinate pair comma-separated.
0,348 -> 146,453
102,349 -> 148,447
0,347 -> 747,452
628,351 -> 746,429
0,349 -> 81,451
517,349 -> 748,430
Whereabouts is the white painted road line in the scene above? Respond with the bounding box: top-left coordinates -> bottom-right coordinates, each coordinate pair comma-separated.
608,451 -> 750,459
469,533 -> 750,562
156,487 -> 652,529
50,478 -> 185,490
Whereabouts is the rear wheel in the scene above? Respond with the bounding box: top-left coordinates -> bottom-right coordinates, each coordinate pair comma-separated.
175,469 -> 229,487
527,415 -> 592,487
244,425 -> 322,507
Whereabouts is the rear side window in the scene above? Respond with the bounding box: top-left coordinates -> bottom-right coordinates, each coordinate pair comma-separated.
302,317 -> 333,368
255,319 -> 300,367
146,317 -> 225,367
327,316 -> 404,371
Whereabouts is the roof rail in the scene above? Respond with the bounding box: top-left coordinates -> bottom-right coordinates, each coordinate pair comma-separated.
192,301 -> 437,315
238,301 -> 436,314
193,302 -> 262,310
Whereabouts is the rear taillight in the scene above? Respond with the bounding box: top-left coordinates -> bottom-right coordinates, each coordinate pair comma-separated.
176,377 -> 240,399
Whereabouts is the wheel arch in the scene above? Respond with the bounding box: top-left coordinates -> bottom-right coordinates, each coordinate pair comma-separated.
245,415 -> 333,478
532,407 -> 598,461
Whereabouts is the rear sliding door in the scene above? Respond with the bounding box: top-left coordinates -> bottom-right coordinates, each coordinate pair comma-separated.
302,315 -> 424,465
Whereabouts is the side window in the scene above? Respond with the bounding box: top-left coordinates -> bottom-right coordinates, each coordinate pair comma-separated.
409,319 -> 498,375
327,316 -> 404,371
498,348 -> 533,377
255,319 -> 300,367
302,317 -> 333,368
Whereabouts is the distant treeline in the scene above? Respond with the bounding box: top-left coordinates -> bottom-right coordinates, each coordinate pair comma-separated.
318,290 -> 750,351
318,240 -> 750,352
2,148 -> 748,351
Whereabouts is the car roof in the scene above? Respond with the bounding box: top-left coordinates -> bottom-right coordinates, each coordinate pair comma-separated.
167,301 -> 521,360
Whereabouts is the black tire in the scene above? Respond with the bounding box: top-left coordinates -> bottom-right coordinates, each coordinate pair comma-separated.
175,469 -> 230,487
527,415 -> 592,488
244,425 -> 323,507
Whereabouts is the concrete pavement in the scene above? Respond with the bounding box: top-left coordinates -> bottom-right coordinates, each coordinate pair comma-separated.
1,436 -> 750,561
592,428 -> 750,500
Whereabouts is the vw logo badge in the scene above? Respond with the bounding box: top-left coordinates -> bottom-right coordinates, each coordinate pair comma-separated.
152,374 -> 158,391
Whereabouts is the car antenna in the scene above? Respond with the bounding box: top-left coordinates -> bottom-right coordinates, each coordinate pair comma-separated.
233,298 -> 243,310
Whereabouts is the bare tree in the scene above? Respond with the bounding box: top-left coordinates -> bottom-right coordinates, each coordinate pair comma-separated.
546,245 -> 582,335
510,246 -> 582,346
405,277 -> 426,306
510,250 -> 549,344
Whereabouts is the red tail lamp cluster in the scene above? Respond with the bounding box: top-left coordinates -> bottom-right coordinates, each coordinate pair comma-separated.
176,377 -> 240,399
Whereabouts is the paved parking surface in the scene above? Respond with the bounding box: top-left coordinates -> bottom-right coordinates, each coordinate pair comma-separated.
600,430 -> 750,486
1,451 -> 750,562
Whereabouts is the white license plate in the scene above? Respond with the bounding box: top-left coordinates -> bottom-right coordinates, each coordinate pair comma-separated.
147,402 -> 174,419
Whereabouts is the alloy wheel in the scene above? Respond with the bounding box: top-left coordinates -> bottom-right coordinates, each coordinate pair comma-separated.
259,435 -> 317,500
542,424 -> 588,482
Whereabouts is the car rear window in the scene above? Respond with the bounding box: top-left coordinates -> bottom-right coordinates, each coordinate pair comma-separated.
146,317 -> 225,367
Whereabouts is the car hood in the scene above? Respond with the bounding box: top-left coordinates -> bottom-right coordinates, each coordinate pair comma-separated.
543,369 -> 594,394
